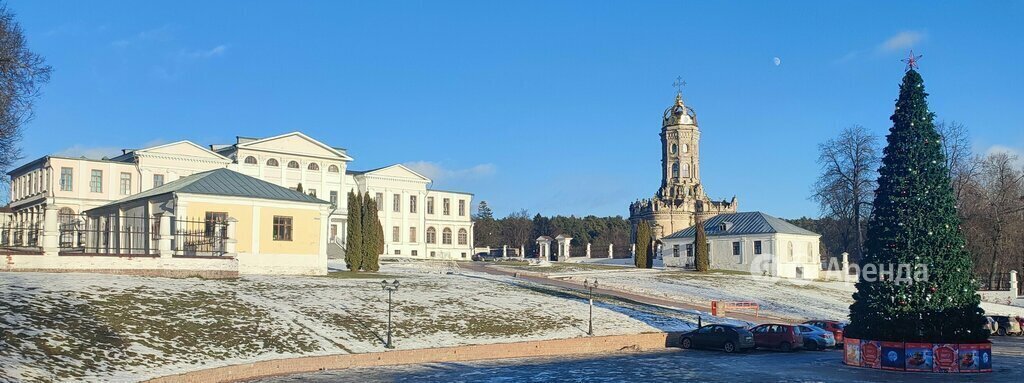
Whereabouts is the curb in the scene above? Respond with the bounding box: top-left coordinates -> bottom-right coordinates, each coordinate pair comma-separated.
144,332 -> 681,383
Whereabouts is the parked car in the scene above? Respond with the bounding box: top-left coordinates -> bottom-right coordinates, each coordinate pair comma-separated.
680,324 -> 756,353
749,324 -> 803,352
803,320 -> 845,345
985,316 -> 999,334
796,324 -> 836,351
991,315 -> 1023,336
471,252 -> 499,261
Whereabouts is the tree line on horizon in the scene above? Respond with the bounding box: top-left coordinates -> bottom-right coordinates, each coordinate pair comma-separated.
472,201 -> 632,258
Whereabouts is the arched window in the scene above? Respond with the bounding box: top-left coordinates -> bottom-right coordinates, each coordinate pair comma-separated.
682,144 -> 689,153
682,163 -> 690,177
307,163 -> 320,171
787,241 -> 794,262
671,163 -> 679,178
328,165 -> 340,173
426,227 -> 437,244
244,156 -> 258,165
266,158 -> 279,167
670,143 -> 678,154
58,207 -> 76,225
458,228 -> 468,245
287,161 -> 300,169
442,228 -> 453,245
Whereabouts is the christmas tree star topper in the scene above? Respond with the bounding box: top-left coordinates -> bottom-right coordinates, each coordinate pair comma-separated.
902,50 -> 923,71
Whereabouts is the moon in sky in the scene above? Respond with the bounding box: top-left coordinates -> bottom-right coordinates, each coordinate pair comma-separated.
773,57 -> 782,66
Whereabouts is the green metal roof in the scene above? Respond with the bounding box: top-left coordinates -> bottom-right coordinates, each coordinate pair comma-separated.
94,168 -> 328,209
663,211 -> 819,239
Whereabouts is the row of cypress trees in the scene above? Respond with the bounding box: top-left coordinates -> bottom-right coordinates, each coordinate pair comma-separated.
633,218 -> 709,272
345,191 -> 384,272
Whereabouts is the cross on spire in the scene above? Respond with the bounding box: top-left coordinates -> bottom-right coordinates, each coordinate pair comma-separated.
672,76 -> 686,95
902,50 -> 922,71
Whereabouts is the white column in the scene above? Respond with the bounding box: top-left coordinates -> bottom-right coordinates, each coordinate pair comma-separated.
1010,270 -> 1018,295
225,217 -> 238,255
158,213 -> 173,258
502,245 -> 507,257
608,243 -> 614,258
841,252 -> 850,275
42,206 -> 59,256
586,243 -> 592,258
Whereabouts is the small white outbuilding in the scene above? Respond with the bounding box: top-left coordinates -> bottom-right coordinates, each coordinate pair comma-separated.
661,211 -> 822,279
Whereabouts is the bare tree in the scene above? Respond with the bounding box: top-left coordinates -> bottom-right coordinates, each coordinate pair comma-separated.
500,209 -> 533,250
936,121 -> 981,204
972,153 -> 1024,283
812,125 -> 880,261
0,4 -> 52,180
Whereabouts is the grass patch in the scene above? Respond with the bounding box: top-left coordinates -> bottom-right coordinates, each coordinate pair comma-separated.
322,271 -> 402,279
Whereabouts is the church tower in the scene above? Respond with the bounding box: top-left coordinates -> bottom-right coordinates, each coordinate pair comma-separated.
659,92 -> 700,199
629,87 -> 738,241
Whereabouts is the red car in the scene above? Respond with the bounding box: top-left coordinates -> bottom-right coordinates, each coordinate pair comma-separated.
749,324 -> 803,352
803,320 -> 845,346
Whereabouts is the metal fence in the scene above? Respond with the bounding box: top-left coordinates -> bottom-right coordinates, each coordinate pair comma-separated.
977,272 -> 1013,292
0,220 -> 43,249
58,213 -> 156,255
174,216 -> 227,257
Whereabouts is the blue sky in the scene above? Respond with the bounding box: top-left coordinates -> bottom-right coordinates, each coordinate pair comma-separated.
8,0 -> 1024,219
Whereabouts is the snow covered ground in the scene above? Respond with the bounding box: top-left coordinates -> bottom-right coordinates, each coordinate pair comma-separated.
0,262 -> 692,383
552,268 -> 1024,321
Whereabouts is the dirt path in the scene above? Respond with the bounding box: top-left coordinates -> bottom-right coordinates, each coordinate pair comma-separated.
461,262 -> 787,325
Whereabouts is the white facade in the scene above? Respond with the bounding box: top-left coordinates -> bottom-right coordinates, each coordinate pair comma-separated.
6,131 -> 473,260
661,212 -> 822,279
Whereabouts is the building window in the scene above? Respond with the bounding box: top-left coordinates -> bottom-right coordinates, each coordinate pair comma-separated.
787,241 -> 794,262
754,240 -> 762,255
673,245 -> 680,257
266,158 -> 279,167
682,163 -> 690,177
153,174 -> 165,187
409,227 -> 417,243
375,192 -> 383,211
205,212 -> 228,237
411,250 -> 418,256
682,144 -> 689,153
427,197 -> 435,214
287,160 -> 300,169
671,143 -> 678,154
672,163 -> 679,178
90,170 -> 103,192
329,191 -> 338,208
328,164 -> 340,172
308,162 -> 320,171
458,228 -> 468,245
807,243 -> 814,262
60,167 -> 73,191
458,200 -> 466,216
732,241 -> 741,256
120,173 -> 132,195
426,227 -> 436,244
410,196 -> 417,213
430,251 -> 436,258
393,194 -> 401,212
394,250 -> 401,255
686,244 -> 693,257
308,188 -> 317,197
443,198 -> 451,215
442,228 -> 453,245
273,216 -> 293,241
244,156 -> 258,164
393,226 -> 400,242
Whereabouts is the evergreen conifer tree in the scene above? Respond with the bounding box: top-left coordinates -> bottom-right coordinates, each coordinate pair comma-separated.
361,193 -> 383,272
694,217 -> 710,272
846,67 -> 988,343
345,191 -> 363,271
634,221 -> 651,269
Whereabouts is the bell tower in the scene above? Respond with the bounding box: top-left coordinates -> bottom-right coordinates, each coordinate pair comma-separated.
659,91 -> 700,199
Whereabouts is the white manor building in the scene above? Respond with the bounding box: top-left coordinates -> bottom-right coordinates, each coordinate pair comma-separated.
660,211 -> 822,279
5,131 -> 474,261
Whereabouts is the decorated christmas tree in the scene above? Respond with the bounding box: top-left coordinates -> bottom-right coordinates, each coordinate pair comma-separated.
846,58 -> 988,343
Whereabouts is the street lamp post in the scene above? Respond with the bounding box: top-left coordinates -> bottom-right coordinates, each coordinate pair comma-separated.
583,279 -> 598,336
381,280 -> 400,349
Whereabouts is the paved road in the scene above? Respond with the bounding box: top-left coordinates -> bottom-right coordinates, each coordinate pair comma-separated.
460,262 -> 776,324
256,337 -> 1024,383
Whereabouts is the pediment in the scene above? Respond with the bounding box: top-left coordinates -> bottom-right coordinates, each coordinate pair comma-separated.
361,164 -> 431,182
238,132 -> 352,161
138,141 -> 230,162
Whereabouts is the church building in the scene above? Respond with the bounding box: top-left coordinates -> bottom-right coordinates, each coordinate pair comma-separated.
629,90 -> 738,241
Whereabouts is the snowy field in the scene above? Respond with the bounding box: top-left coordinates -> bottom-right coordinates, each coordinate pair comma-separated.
0,262 -> 693,383
550,267 -> 1024,321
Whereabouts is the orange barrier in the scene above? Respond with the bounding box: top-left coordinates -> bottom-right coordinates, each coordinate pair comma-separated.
711,300 -> 759,317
